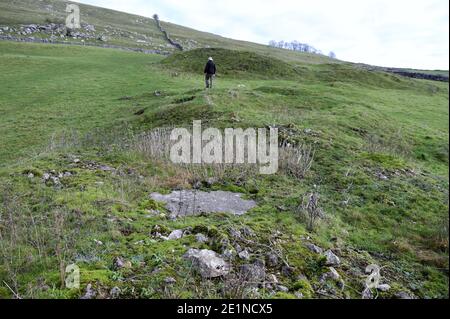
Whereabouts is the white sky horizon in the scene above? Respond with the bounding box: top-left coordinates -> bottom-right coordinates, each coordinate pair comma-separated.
75,0 -> 449,70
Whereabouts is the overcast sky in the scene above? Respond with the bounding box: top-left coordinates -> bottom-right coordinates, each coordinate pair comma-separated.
76,0 -> 449,70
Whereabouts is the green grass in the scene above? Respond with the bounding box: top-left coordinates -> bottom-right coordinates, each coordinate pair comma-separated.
0,36 -> 448,299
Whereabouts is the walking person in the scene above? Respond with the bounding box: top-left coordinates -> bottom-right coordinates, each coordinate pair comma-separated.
204,57 -> 216,89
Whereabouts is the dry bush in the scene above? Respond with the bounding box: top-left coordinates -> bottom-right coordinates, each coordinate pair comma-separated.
279,143 -> 315,179
298,191 -> 325,231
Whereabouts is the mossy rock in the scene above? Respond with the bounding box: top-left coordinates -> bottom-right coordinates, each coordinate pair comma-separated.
272,292 -> 297,299
292,278 -> 314,299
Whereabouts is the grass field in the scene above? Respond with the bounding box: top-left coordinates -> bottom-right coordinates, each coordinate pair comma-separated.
0,39 -> 448,299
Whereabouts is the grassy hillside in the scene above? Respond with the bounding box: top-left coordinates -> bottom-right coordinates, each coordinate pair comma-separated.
0,40 -> 448,299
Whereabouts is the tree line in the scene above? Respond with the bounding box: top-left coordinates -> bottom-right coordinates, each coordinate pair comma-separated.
268,40 -> 336,59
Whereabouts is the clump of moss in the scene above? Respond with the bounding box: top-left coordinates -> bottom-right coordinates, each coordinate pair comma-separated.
292,278 -> 314,299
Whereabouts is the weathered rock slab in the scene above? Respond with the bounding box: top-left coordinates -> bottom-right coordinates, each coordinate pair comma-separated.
183,249 -> 230,278
150,190 -> 257,218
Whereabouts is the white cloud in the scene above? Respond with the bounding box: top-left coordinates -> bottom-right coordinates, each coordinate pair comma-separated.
76,0 -> 449,69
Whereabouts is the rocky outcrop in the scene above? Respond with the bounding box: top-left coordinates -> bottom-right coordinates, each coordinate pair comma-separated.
153,14 -> 183,51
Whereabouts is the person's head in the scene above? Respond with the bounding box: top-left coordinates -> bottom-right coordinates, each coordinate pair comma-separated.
208,57 -> 213,61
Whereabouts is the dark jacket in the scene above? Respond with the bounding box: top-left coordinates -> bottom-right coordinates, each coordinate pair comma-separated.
204,60 -> 216,75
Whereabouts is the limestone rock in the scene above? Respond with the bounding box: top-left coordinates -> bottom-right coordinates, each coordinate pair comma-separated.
184,249 -> 230,278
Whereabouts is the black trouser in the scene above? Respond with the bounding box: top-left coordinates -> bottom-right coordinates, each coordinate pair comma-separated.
205,73 -> 214,88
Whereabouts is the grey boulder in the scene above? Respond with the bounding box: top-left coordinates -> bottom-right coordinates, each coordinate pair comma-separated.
184,249 -> 230,278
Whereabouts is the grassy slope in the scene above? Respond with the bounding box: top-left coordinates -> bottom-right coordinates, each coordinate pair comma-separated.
0,41 -> 448,299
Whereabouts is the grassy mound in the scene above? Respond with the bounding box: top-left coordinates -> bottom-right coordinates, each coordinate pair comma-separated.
161,48 -> 304,79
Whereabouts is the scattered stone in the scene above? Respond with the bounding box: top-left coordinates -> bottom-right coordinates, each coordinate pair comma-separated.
150,190 -> 257,218
183,249 -> 230,278
375,171 -> 389,180
377,284 -> 391,292
84,24 -> 96,32
80,284 -> 96,299
295,292 -> 304,299
267,274 -> 279,284
93,239 -> 103,246
323,250 -> 340,266
99,165 -> 114,172
221,249 -> 236,260
27,173 -> 34,179
230,228 -> 242,239
195,233 -> 209,243
167,229 -> 184,240
205,177 -> 217,187
241,227 -> 256,238
240,262 -> 266,284
238,250 -> 250,260
328,267 -> 340,281
306,243 -> 323,254
110,286 -> 121,298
